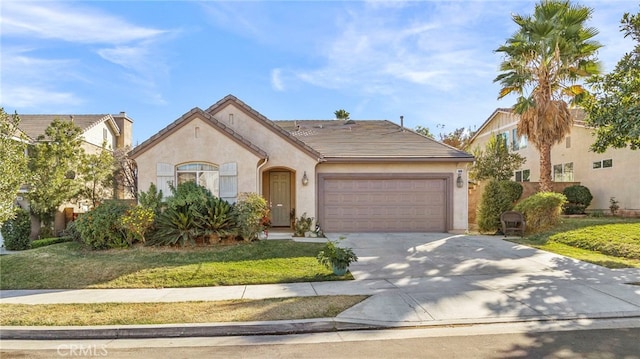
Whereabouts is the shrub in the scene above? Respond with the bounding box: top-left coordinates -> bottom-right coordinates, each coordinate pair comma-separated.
233,192 -> 269,241
164,181 -> 211,212
562,185 -> 593,214
500,180 -> 523,203
31,236 -> 73,249
609,197 -> 620,215
120,206 -> 155,244
293,213 -> 314,237
477,179 -> 513,233
61,220 -> 81,242
138,183 -> 164,215
1,209 -> 31,250
75,200 -> 131,249
151,205 -> 199,246
196,196 -> 235,242
514,192 -> 566,233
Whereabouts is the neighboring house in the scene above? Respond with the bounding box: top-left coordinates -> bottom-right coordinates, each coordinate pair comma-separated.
15,113 -> 133,233
130,95 -> 474,233
468,108 -> 640,212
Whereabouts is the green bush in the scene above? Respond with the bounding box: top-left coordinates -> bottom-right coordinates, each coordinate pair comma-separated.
293,213 -> 314,237
196,196 -> 235,241
164,181 -> 211,212
138,182 -> 164,215
514,192 -> 566,233
1,209 -> 31,250
31,236 -> 73,249
151,205 -> 199,246
549,223 -> 640,259
477,179 -> 513,233
75,200 -> 131,250
233,192 -> 269,241
562,185 -> 593,214
120,206 -> 155,244
500,180 -> 523,203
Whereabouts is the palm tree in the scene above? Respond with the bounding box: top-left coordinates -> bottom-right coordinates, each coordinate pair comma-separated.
334,109 -> 350,120
494,0 -> 601,192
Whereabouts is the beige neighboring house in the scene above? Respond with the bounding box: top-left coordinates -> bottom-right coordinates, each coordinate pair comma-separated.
130,95 -> 474,233
468,108 -> 640,213
15,113 -> 133,234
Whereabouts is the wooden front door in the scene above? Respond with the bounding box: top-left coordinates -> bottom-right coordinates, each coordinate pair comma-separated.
269,172 -> 291,227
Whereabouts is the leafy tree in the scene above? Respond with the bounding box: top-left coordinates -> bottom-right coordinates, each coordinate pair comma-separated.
470,134 -> 526,181
414,125 -> 435,139
28,118 -> 85,236
79,142 -> 117,208
439,127 -> 474,150
494,0 -> 601,192
0,109 -> 28,225
334,109 -> 350,120
582,11 -> 640,152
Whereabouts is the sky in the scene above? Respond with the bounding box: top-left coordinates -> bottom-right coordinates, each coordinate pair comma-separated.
1,0 -> 637,146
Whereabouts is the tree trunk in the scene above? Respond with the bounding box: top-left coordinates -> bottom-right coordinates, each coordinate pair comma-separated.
539,142 -> 553,192
30,214 -> 41,240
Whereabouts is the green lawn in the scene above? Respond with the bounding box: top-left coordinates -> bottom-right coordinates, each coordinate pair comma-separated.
507,217 -> 640,269
0,240 -> 349,289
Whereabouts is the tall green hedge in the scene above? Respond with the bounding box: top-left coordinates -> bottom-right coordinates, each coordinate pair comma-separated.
1,209 -> 31,250
477,180 -> 514,233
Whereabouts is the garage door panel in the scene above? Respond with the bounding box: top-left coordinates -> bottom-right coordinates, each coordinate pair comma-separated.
321,176 -> 447,232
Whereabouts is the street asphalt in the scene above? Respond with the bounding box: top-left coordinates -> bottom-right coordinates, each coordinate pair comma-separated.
1,232 -> 639,339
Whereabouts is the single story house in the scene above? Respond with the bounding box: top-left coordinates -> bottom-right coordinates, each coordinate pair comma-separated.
467,108 -> 640,213
130,95 -> 474,233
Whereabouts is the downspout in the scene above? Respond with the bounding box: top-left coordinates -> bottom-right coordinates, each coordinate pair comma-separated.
256,157 -> 269,194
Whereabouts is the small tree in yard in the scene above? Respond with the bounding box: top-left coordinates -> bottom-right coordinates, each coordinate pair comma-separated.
28,119 -> 85,238
234,192 -> 269,241
470,134 -> 525,182
79,142 -> 117,209
0,109 -> 28,226
477,180 -> 514,233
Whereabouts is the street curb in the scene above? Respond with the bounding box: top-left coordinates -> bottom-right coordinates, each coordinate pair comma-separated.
0,320 -> 384,340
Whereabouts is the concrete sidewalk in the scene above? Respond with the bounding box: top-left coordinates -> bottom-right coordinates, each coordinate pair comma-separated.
1,234 -> 639,339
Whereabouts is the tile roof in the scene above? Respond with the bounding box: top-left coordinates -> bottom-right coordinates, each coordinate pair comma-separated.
275,119 -> 473,161
16,114 -> 119,141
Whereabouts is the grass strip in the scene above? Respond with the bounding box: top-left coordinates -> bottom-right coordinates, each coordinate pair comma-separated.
549,223 -> 640,259
0,296 -> 368,326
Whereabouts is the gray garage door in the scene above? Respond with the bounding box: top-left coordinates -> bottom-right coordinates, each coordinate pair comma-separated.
319,175 -> 448,232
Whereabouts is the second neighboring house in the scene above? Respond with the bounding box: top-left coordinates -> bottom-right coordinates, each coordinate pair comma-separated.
468,108 -> 640,212
15,113 -> 134,233
130,95 -> 474,233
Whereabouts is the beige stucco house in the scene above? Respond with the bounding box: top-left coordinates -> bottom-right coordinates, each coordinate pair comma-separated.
468,108 -> 640,213
130,95 -> 474,233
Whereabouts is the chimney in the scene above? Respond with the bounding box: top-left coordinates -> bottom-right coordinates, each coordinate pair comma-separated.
400,115 -> 404,131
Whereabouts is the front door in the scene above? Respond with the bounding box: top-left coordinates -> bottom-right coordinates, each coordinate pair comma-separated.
269,172 -> 291,227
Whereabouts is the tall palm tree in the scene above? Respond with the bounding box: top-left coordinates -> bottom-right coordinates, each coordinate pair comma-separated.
494,0 -> 601,192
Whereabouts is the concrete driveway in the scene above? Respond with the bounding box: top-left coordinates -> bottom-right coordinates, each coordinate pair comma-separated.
326,233 -> 640,326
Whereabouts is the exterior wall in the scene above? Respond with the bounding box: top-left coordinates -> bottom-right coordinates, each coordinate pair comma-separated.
82,121 -> 117,151
211,104 -> 318,215
469,110 -> 640,211
316,162 -> 469,232
135,116 -> 263,196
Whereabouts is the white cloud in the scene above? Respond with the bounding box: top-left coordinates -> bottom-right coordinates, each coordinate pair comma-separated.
270,69 -> 285,91
1,1 -> 167,44
4,86 -> 80,109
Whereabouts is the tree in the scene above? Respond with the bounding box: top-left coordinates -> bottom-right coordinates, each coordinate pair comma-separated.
79,142 -> 117,208
114,146 -> 138,200
439,127 -> 474,150
494,0 -> 601,192
0,109 -> 28,225
582,10 -> 640,152
414,125 -> 435,139
28,118 -> 85,237
334,109 -> 350,120
470,134 -> 526,181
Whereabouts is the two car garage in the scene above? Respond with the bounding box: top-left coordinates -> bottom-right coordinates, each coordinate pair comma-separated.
317,173 -> 453,233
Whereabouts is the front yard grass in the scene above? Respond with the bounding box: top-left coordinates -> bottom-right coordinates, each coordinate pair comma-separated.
0,296 -> 368,326
0,240 -> 349,289
507,217 -> 640,269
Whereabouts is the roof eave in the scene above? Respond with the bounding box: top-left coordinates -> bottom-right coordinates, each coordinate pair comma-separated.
321,156 -> 475,163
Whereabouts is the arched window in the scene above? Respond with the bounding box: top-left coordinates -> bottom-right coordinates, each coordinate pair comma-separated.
176,163 -> 219,196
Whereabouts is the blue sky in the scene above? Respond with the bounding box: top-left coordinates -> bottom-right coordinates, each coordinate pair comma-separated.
1,1 -> 637,145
